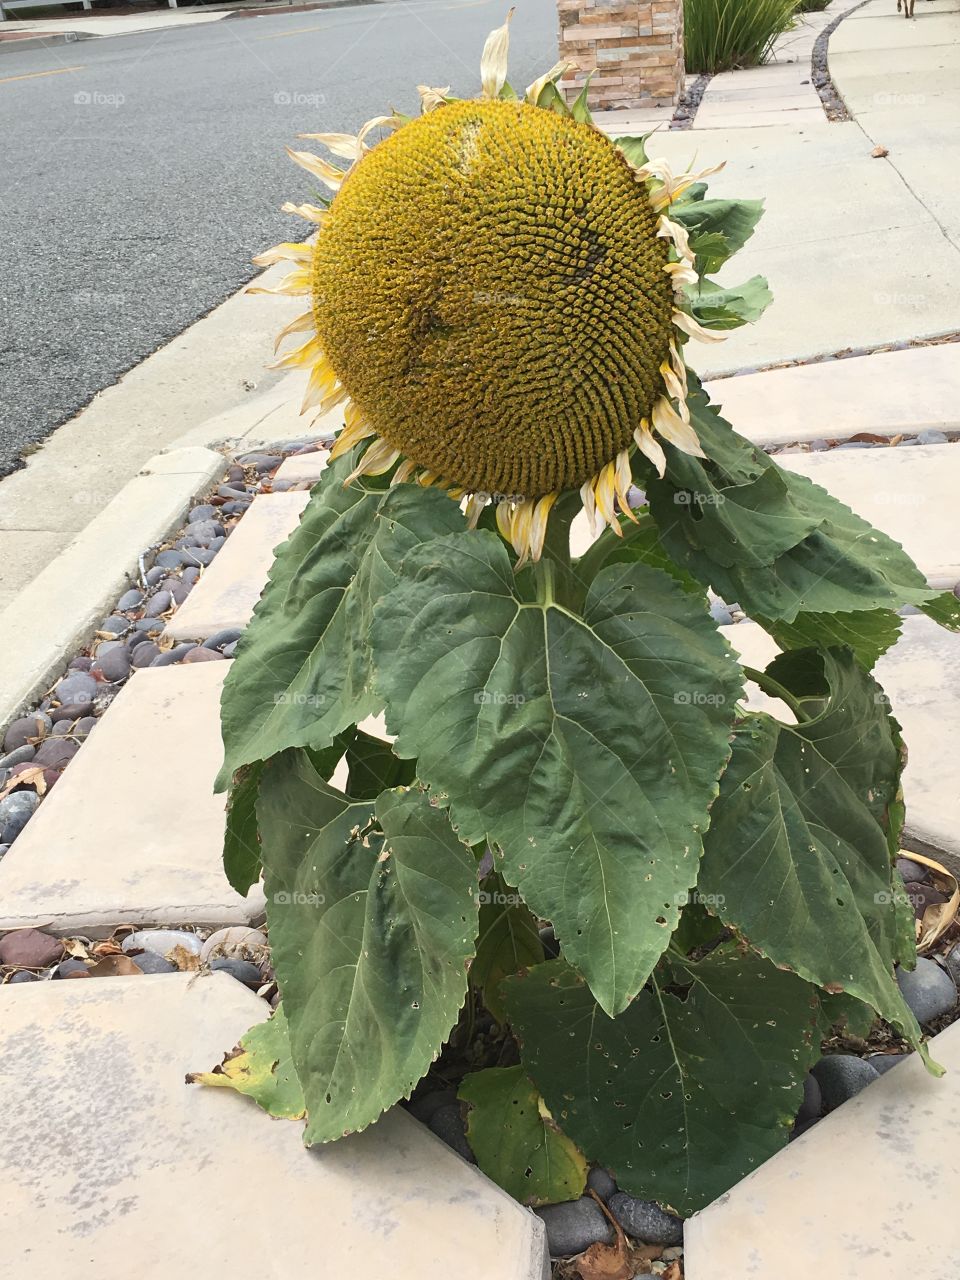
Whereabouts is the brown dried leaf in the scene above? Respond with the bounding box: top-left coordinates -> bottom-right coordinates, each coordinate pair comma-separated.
0,767 -> 47,801
168,944 -> 200,972
87,955 -> 144,978
662,1264 -> 683,1280
900,850 -> 960,952
61,938 -> 92,960
871,145 -> 889,158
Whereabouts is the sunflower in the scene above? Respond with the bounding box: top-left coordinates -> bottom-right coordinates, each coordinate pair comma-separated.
252,13 -> 760,566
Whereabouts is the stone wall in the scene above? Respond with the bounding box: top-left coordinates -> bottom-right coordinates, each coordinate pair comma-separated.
558,0 -> 684,112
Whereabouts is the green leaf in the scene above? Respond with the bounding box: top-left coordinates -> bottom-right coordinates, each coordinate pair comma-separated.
458,1066 -> 587,1206
573,510 -> 703,597
645,387 -> 938,622
921,590 -> 960,631
613,135 -> 651,168
534,80 -> 571,116
471,877 -> 544,1022
217,465 -> 463,787
372,531 -> 743,1015
758,608 -> 902,671
819,991 -> 877,1040
257,757 -> 478,1143
570,77 -> 594,123
684,275 -> 773,330
670,197 -> 764,273
187,1006 -> 306,1120
345,727 -> 416,800
223,761 -> 264,895
696,647 -> 932,1062
504,949 -> 822,1215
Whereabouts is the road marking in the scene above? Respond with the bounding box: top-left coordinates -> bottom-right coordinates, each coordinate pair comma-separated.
0,64 -> 85,86
254,25 -> 326,40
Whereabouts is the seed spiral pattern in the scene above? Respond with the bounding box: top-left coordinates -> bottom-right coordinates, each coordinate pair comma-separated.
312,98 -> 674,498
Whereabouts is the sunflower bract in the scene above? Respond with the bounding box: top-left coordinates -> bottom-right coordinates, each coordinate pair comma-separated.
312,99 -> 674,498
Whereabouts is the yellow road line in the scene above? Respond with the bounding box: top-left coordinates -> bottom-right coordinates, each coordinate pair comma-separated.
254,25 -> 326,40
0,64 -> 85,85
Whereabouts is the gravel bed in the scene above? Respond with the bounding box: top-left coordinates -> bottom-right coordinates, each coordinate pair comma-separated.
812,0 -> 871,122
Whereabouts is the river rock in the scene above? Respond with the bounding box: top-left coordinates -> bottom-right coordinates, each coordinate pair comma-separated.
0,928 -> 64,968
0,791 -> 40,842
428,1104 -> 476,1164
607,1192 -> 684,1245
117,588 -> 144,612
896,958 -> 957,1023
131,642 -> 161,668
868,1053 -> 911,1076
95,646 -> 131,682
33,738 -> 79,770
796,1072 -> 822,1123
199,926 -> 268,964
586,1166 -> 617,1203
0,745 -> 36,770
896,856 -> 929,884
121,930 -> 203,962
3,715 -> 49,753
128,951 -> 177,974
535,1196 -> 615,1256
812,1054 -> 880,1110
209,957 -> 263,988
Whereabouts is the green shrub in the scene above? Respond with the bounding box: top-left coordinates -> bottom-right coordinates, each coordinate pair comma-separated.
685,0 -> 799,73
797,0 -> 832,9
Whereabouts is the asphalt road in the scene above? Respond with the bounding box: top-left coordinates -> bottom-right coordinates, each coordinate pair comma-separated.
0,0 -> 559,475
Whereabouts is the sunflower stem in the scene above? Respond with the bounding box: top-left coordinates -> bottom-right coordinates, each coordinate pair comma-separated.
534,558 -> 556,607
742,666 -> 812,723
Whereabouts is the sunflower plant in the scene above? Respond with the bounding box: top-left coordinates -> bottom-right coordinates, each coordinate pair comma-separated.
198,17 -> 960,1216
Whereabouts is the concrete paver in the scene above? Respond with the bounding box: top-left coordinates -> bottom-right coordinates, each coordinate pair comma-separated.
685,1018 -> 960,1279
273,450 -> 329,485
0,663 -> 263,935
164,491 -> 310,642
0,973 -> 549,1279
703,345 -> 960,445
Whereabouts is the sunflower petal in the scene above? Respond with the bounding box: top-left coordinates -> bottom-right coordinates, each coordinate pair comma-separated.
329,415 -> 376,461
301,357 -> 339,413
272,309 -> 316,353
525,59 -> 575,105
345,438 -> 400,484
673,308 -> 728,344
357,114 -> 401,150
579,478 -> 597,535
652,396 -> 707,458
280,201 -> 329,225
251,242 -> 312,267
634,422 -> 667,478
480,8 -> 514,100
269,334 -> 325,370
659,358 -> 690,420
464,494 -> 486,529
613,449 -> 639,524
594,461 -> 621,535
297,131 -> 360,160
529,492 -> 558,560
657,215 -> 695,265
286,147 -> 344,191
246,268 -> 311,297
391,458 -> 418,486
496,498 -> 514,543
417,84 -> 451,113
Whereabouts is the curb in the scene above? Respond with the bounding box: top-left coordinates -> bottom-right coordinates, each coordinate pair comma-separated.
0,445 -> 225,733
0,31 -> 90,54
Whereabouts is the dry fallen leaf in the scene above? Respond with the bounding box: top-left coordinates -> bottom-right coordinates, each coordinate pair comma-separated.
0,767 -> 47,801
168,944 -> 200,972
900,850 -> 960,951
871,145 -> 889,158
87,955 -> 144,978
574,1193 -> 659,1280
662,1264 -> 683,1280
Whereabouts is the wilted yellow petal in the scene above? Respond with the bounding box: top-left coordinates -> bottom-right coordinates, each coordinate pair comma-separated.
297,130 -> 360,160
391,458 -> 418,486
659,359 -> 690,421
280,201 -> 328,225
579,478 -> 597,535
301,357 -> 339,412
525,60 -> 575,104
269,334 -> 325,370
357,114 -> 401,150
673,308 -> 728,344
652,396 -> 706,458
594,460 -> 620,534
480,8 -> 514,100
272,309 -> 315,353
417,84 -> 451,113
634,422 -> 667,478
286,147 -> 344,191
330,414 -> 376,460
657,215 -> 695,266
529,492 -> 558,560
251,241 -> 312,267
614,449 -> 639,523
345,438 -> 400,484
496,498 -> 514,542
246,268 -> 311,297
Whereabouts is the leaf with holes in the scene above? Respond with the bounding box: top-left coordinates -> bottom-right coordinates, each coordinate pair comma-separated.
459,1065 -> 587,1206
504,949 -> 822,1215
372,530 -> 743,1016
188,1006 -> 305,1120
256,754 -> 478,1143
696,647 -> 936,1067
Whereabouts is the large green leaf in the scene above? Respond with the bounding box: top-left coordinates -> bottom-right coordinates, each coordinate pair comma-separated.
223,761 -> 264,895
759,608 -> 902,671
217,464 -> 463,787
372,531 -> 743,1016
683,275 -> 773,330
470,876 -> 544,1022
669,196 -> 764,274
257,756 -> 479,1143
573,510 -> 703,597
188,1006 -> 306,1120
696,648 -> 933,1064
645,388 -> 938,622
458,1066 -> 587,1206
504,949 -> 822,1215
344,727 -> 415,800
